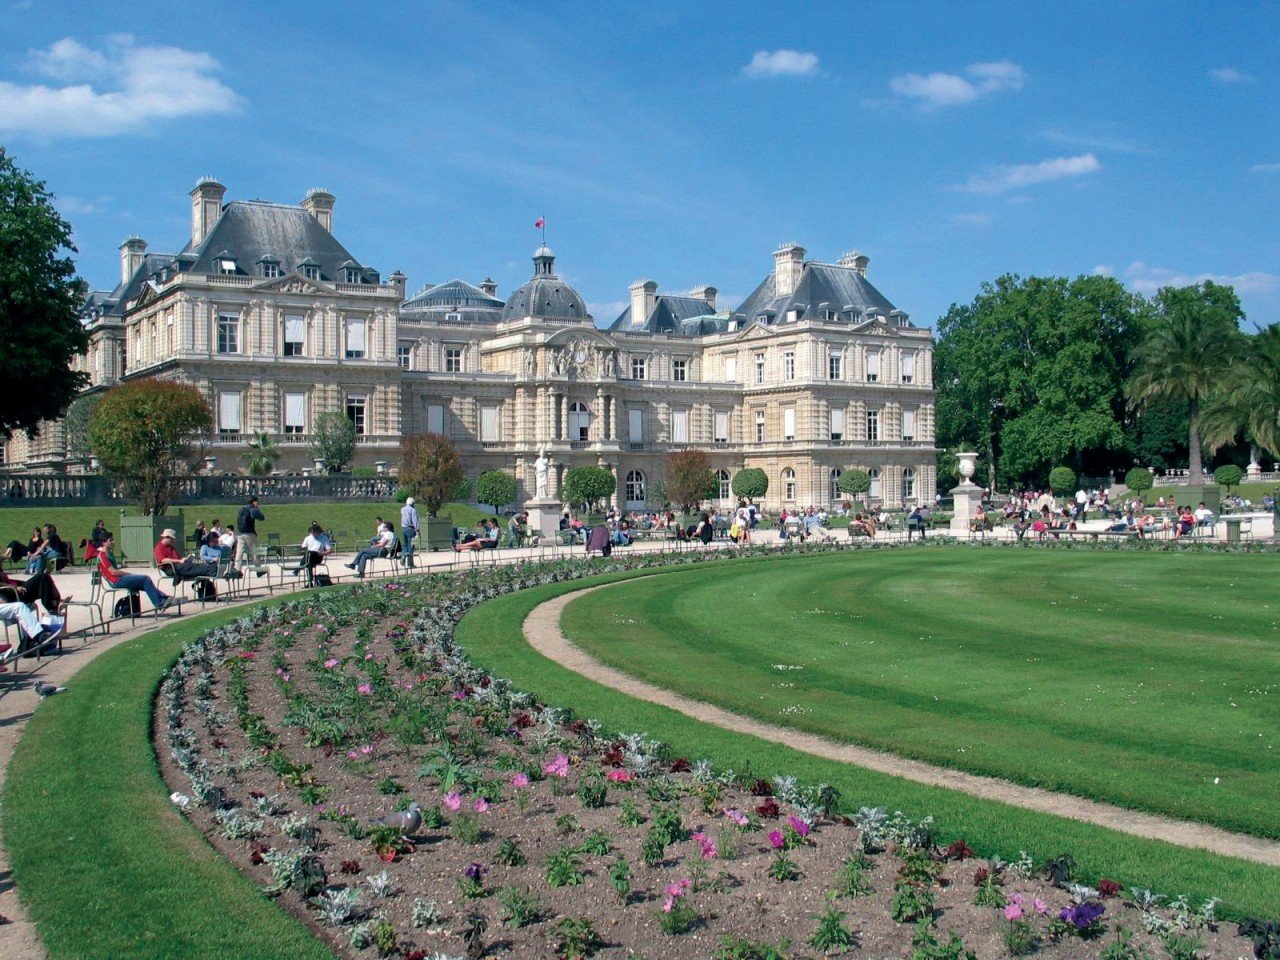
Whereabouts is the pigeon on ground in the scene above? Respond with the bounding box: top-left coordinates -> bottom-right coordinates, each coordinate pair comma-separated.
371,801 -> 421,837
34,682 -> 67,699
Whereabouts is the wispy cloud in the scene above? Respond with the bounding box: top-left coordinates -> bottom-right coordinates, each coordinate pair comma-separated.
1209,66 -> 1256,84
889,60 -> 1023,108
1249,162 -> 1280,174
1041,128 -> 1151,155
0,35 -> 240,138
958,153 -> 1101,195
1092,264 -> 1115,277
742,49 -> 820,79
1125,261 -> 1280,297
56,194 -> 109,216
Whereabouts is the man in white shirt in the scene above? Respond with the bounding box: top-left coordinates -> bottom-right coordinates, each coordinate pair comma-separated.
1193,502 -> 1214,526
1074,488 -> 1088,520
400,497 -> 420,569
344,522 -> 396,578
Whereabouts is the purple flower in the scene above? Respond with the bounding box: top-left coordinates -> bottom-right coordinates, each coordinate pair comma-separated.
767,830 -> 785,849
1059,902 -> 1105,930
464,862 -> 486,881
787,815 -> 811,837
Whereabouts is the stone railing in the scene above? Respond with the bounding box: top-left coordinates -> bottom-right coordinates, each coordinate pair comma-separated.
0,473 -> 399,508
1158,469 -> 1279,486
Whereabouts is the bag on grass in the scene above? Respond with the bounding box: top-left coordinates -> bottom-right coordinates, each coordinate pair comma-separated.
194,580 -> 217,601
313,574 -> 333,587
114,593 -> 142,617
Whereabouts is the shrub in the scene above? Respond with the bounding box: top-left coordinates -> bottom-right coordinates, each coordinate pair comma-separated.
549,917 -> 604,959
1125,467 -> 1154,495
476,469 -> 518,512
1213,464 -> 1244,490
731,467 -> 769,500
1049,466 -> 1077,495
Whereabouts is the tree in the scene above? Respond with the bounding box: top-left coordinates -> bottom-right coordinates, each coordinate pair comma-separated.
399,433 -> 464,518
561,465 -> 616,514
1213,464 -> 1244,491
308,412 -> 357,474
63,392 -> 101,464
1124,467 -> 1154,496
935,274 -> 1148,489
730,467 -> 768,500
1049,466 -> 1076,495
0,149 -> 90,440
1127,281 -> 1246,484
88,378 -> 212,515
837,468 -> 872,501
242,432 -> 281,476
476,469 -> 517,513
665,450 -> 717,513
1200,323 -> 1280,463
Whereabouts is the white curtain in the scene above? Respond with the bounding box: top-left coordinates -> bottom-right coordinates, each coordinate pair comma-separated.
724,357 -> 736,382
284,315 -> 304,343
480,405 -> 500,442
346,318 -> 366,353
629,408 -> 643,443
284,392 -> 306,429
218,392 -> 240,431
427,404 -> 444,434
672,410 -> 688,443
901,351 -> 915,380
783,407 -> 795,440
866,350 -> 881,379
903,409 -> 916,440
830,408 -> 845,439
714,411 -> 729,442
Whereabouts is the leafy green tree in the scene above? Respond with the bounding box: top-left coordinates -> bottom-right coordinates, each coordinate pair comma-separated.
1049,466 -> 1077,495
0,149 -> 90,440
561,465 -> 616,514
88,378 -> 212,515
1200,323 -> 1280,463
399,433 -> 464,518
476,469 -> 517,513
730,467 -> 768,500
1213,464 -> 1244,491
935,274 -> 1148,489
308,412 -> 357,474
242,431 -> 281,476
1124,467 -> 1154,496
63,392 -> 102,464
665,450 -> 717,513
837,468 -> 872,505
1127,281 -> 1246,484
1126,397 -> 1190,472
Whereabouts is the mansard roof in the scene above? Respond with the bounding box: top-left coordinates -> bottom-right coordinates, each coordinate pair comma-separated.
735,261 -> 897,325
402,279 -> 504,311
81,252 -> 178,322
181,200 -> 379,284
609,294 -> 720,335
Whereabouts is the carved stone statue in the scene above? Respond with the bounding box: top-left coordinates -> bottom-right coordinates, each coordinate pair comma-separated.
554,351 -> 566,376
604,352 -> 616,378
534,446 -> 549,499
524,349 -> 536,378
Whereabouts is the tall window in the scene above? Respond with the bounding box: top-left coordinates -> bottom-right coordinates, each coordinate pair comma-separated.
671,410 -> 689,444
217,314 -> 239,354
625,470 -> 645,504
345,395 -> 367,435
717,469 -> 731,500
866,350 -> 881,382
901,351 -> 916,383
866,409 -> 880,441
903,467 -> 917,499
345,318 -> 366,359
903,409 -> 916,442
783,351 -> 795,381
628,408 -> 643,444
444,347 -> 462,373
830,468 -> 842,503
283,314 -> 304,356
869,468 -> 882,499
724,356 -> 737,382
829,352 -> 842,380
782,406 -> 796,441
480,404 -> 500,442
713,411 -> 729,444
631,356 -> 647,380
672,358 -> 687,382
568,401 -> 591,441
427,403 -> 445,435
754,354 -> 765,384
218,391 -> 241,435
782,468 -> 796,501
397,344 -> 412,368
283,392 -> 306,434
830,408 -> 845,441
755,410 -> 765,443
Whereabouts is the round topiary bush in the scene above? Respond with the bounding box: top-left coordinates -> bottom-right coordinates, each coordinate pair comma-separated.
1125,467 -> 1154,494
1213,464 -> 1244,490
731,467 -> 769,500
1049,466 -> 1077,495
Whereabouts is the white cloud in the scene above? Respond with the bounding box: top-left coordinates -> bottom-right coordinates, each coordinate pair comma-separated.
1092,264 -> 1115,277
0,35 -> 240,138
1124,261 -> 1280,297
959,153 -> 1101,195
56,194 -> 109,216
1209,66 -> 1256,84
1249,162 -> 1280,174
742,49 -> 820,79
1040,128 -> 1150,155
889,59 -> 1023,108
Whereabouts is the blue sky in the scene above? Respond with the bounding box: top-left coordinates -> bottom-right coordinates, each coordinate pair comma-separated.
2,0 -> 1277,330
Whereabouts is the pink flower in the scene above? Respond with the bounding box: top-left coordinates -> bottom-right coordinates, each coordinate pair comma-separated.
442,791 -> 462,811
511,773 -> 530,788
323,658 -> 339,669
1005,903 -> 1024,921
347,750 -> 359,760
606,768 -> 632,782
1033,899 -> 1048,915
768,830 -> 785,849
787,815 -> 811,837
724,808 -> 749,827
357,683 -> 373,695
452,690 -> 467,701
1011,893 -> 1025,905
473,798 -> 489,813
359,744 -> 374,755
542,754 -> 570,777
692,832 -> 717,860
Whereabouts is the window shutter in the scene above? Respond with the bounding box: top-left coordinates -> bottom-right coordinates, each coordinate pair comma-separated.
427,404 -> 444,434
284,392 -> 306,429
830,408 -> 845,438
629,409 -> 643,443
219,392 -> 241,431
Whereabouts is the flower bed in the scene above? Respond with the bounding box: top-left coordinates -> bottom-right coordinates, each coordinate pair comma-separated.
158,549 -> 1266,959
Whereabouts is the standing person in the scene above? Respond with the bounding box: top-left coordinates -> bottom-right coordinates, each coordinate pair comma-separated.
96,534 -> 175,613
400,497 -> 420,569
235,497 -> 266,575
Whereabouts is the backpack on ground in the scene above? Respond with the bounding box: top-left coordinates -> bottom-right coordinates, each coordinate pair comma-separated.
194,579 -> 217,601
114,593 -> 142,618
313,573 -> 333,587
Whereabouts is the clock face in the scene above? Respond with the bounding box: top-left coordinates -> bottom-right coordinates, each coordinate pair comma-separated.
573,348 -> 586,363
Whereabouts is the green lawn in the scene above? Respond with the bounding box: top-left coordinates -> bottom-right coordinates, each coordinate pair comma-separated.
1146,482 -> 1278,504
559,550 -> 1280,839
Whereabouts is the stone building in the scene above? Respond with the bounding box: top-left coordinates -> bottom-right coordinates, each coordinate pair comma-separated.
2,180 -> 937,511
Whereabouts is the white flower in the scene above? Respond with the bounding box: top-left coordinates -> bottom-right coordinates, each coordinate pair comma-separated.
169,792 -> 191,807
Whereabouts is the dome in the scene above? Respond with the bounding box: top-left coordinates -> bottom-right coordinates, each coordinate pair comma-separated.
403,279 -> 503,310
500,247 -> 590,322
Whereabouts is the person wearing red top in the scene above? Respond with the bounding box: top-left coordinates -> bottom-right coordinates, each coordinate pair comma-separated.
152,529 -> 217,582
97,534 -> 175,612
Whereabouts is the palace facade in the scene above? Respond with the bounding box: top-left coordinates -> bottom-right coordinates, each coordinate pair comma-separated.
3,179 -> 938,511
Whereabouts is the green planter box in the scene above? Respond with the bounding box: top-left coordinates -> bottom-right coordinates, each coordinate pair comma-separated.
118,509 -> 184,566
424,515 -> 454,551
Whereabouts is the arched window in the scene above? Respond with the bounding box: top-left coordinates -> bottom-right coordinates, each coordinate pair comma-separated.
829,468 -> 842,504
716,469 -> 731,501
568,401 -> 591,441
625,469 -> 645,504
782,467 -> 796,501
903,467 -> 916,500
868,467 -> 881,499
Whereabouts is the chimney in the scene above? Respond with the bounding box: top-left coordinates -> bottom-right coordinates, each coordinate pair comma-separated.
119,236 -> 147,284
189,177 -> 225,248
388,271 -> 407,297
773,243 -> 806,297
629,279 -> 658,325
478,277 -> 499,299
301,188 -> 336,232
690,285 -> 717,310
837,249 -> 870,276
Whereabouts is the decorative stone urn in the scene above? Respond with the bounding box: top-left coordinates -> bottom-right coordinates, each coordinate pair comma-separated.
949,451 -> 983,535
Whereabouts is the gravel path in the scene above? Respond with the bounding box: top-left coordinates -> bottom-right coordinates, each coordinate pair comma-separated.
523,583 -> 1280,868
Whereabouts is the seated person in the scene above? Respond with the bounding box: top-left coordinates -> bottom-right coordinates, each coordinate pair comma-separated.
345,521 -> 396,575
970,506 -> 991,532
611,518 -> 633,546
97,534 -> 176,613
906,506 -> 927,540
27,524 -> 65,573
1135,512 -> 1163,537
455,519 -> 500,551
154,528 -> 219,582
1193,502 -> 1215,527
0,566 -> 66,619
3,528 -> 41,564
1107,510 -> 1136,534
200,531 -> 229,564
299,523 -> 332,584
1173,506 -> 1196,539
0,599 -> 63,668
848,513 -> 875,537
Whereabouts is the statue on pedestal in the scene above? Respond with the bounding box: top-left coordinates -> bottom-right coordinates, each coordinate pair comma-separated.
534,445 -> 549,500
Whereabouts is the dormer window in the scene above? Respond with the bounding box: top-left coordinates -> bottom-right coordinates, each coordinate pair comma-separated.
259,258 -> 280,278
302,264 -> 320,281
343,267 -> 362,283
217,257 -> 237,275
445,311 -> 462,323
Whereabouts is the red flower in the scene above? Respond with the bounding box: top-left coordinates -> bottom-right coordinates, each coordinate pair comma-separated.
750,778 -> 775,796
669,757 -> 692,773
1098,878 -> 1121,898
339,860 -> 362,874
756,798 -> 780,818
944,840 -> 975,861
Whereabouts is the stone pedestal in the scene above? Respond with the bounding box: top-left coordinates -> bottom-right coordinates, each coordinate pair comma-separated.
1247,460 -> 1262,480
525,498 -> 563,539
949,484 -> 983,536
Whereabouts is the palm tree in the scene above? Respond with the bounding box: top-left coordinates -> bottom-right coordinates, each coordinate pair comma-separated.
1127,282 -> 1246,484
242,432 -> 281,476
1201,323 -> 1280,463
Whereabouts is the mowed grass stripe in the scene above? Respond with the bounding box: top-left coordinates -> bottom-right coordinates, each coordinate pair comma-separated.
560,550 -> 1280,839
456,566 -> 1280,917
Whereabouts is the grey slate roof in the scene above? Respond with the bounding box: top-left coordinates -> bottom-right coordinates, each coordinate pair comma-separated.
609,294 -> 720,334
403,279 -> 504,311
81,252 -> 178,322
180,200 -> 379,284
734,261 -> 897,326
500,250 -> 590,322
